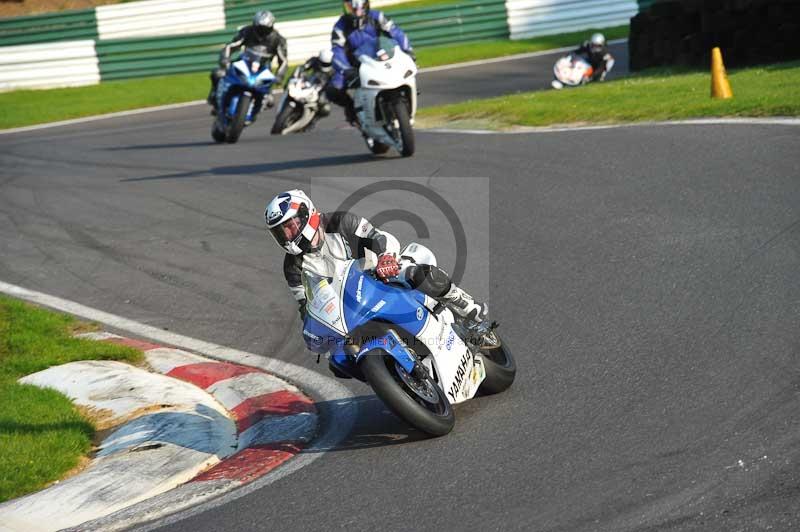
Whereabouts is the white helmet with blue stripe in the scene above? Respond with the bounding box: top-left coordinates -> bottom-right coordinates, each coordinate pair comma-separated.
265,190 -> 321,255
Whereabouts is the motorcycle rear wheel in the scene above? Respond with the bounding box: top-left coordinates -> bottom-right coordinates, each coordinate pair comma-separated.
477,331 -> 516,395
271,103 -> 301,135
226,93 -> 251,144
211,121 -> 226,143
360,350 -> 454,436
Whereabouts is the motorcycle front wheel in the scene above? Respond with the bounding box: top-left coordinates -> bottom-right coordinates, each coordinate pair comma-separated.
211,121 -> 226,143
271,102 -> 301,135
226,93 -> 251,144
360,350 -> 454,436
388,99 -> 415,157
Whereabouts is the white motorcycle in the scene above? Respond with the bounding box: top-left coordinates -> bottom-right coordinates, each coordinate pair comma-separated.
350,38 -> 418,157
271,67 -> 329,135
302,243 -> 516,436
551,53 -> 595,90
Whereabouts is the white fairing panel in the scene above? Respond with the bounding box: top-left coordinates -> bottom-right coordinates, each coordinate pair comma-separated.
553,55 -> 591,86
354,46 -> 418,147
417,307 -> 485,404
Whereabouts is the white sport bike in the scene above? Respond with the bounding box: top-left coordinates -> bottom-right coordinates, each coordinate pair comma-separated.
271,67 -> 328,135
350,38 -> 418,157
301,243 -> 516,436
551,53 -> 595,90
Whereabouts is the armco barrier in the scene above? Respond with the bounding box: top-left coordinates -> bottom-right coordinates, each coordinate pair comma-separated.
394,0 -> 510,47
0,0 -> 641,90
0,9 -> 97,47
506,0 -> 637,40
96,0 -> 508,81
95,0 -> 226,41
0,40 -> 100,91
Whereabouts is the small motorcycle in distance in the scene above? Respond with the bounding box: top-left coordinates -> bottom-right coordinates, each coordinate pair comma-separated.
212,45 -> 276,143
271,66 -> 329,135
551,53 -> 594,90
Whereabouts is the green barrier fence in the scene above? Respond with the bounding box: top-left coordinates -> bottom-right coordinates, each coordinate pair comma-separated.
0,8 -> 97,47
225,0 -> 340,27
393,0 -> 509,46
96,0 -> 508,81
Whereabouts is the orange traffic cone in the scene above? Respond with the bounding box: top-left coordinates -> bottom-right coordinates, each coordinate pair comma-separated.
711,47 -> 733,99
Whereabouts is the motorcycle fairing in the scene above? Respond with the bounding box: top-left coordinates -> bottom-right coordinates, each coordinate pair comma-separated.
303,257 -> 485,404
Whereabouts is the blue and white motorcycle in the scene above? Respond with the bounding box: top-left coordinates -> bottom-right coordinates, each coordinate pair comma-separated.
302,244 -> 516,436
212,45 -> 276,144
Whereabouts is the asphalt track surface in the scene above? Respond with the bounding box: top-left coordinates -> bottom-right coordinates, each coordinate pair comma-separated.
1,44 -> 799,532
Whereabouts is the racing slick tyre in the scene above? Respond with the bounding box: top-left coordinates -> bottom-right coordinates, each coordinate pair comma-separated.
390,99 -> 415,157
271,103 -> 301,135
211,121 -> 226,143
360,350 -> 454,436
226,93 -> 251,144
477,331 -> 516,395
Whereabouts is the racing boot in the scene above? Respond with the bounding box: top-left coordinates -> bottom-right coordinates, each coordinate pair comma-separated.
344,103 -> 358,127
207,88 -> 218,115
440,284 -> 488,324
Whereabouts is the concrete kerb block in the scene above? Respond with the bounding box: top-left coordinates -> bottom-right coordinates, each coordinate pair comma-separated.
0,332 -> 318,532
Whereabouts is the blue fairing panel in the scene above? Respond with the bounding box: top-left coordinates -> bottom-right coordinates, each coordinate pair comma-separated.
356,331 -> 416,373
303,315 -> 345,354
341,266 -> 428,337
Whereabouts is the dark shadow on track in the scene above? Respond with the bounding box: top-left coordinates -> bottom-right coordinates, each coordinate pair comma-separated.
107,142 -> 217,150
120,153 -> 386,182
304,395 -> 433,453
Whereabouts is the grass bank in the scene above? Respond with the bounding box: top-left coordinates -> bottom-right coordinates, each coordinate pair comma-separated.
0,25 -> 627,130
0,295 -> 141,503
417,61 -> 800,129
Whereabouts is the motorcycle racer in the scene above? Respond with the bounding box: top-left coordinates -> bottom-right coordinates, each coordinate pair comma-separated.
290,49 -> 335,117
208,10 -> 288,113
264,190 -> 487,327
574,32 -> 615,81
326,0 -> 414,124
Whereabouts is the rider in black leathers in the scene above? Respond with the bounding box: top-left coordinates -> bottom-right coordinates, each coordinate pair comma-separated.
207,11 -> 289,112
574,32 -> 615,81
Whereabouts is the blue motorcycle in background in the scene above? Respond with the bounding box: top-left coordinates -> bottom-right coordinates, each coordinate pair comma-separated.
212,45 -> 276,144
302,244 -> 516,437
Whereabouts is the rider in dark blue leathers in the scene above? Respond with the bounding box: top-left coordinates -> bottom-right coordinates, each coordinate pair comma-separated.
326,0 -> 414,123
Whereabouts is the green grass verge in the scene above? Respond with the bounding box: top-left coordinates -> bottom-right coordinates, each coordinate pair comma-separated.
417,61 -> 800,129
0,295 -> 141,503
0,26 -> 627,130
0,72 -> 209,130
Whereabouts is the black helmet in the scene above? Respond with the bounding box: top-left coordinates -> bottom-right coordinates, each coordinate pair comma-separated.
253,10 -> 275,37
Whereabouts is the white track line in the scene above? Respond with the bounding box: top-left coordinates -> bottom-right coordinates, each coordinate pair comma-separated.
0,280 -> 358,531
423,117 -> 800,135
0,40 -> 627,136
